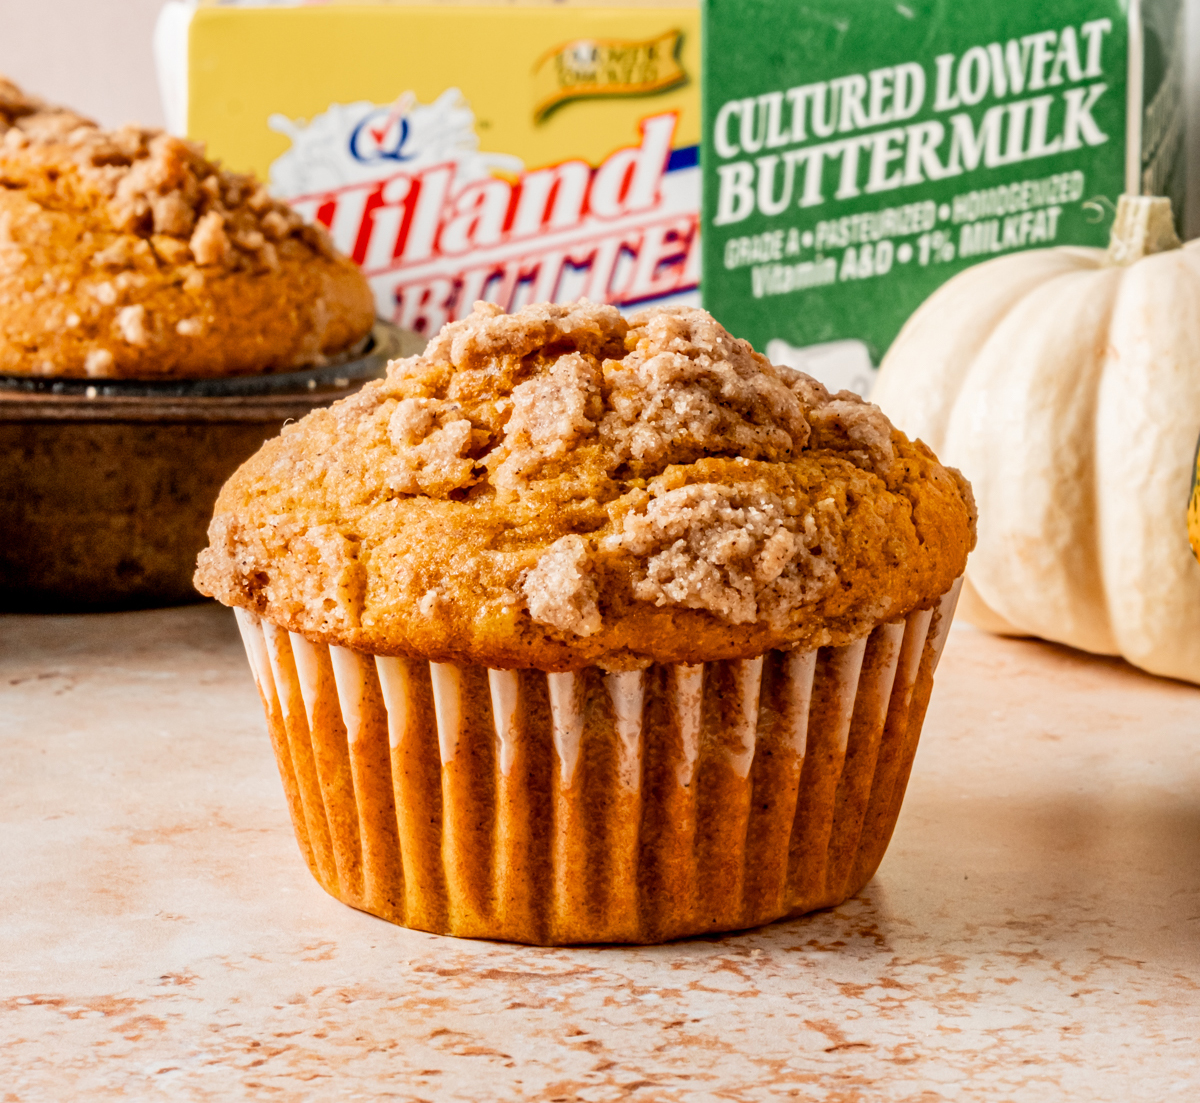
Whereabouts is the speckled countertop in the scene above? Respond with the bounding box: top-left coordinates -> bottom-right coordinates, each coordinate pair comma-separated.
2,605 -> 1199,1101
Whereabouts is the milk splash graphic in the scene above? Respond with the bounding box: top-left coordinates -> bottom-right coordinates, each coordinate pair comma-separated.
268,88 -> 700,334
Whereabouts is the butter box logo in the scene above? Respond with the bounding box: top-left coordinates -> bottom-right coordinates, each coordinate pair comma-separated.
533,31 -> 687,121
347,92 -> 418,165
268,89 -> 699,334
269,89 -> 520,195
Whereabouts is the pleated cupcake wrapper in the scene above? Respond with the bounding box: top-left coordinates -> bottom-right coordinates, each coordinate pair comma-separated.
235,577 -> 962,945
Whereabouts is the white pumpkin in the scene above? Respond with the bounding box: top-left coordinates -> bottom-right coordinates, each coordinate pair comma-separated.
872,196 -> 1200,683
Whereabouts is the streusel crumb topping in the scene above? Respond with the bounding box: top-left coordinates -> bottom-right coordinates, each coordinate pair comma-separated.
0,79 -> 330,274
196,302 -> 975,670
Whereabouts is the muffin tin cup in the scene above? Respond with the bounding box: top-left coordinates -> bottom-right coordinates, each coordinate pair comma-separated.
0,321 -> 424,611
234,577 -> 962,945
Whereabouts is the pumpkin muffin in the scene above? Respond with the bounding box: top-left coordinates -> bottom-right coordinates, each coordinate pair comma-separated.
0,76 -> 374,378
198,301 -> 975,944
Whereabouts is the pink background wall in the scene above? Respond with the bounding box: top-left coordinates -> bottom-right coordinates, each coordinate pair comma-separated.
0,0 -> 166,129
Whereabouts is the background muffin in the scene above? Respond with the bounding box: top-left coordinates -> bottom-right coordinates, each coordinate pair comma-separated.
198,302 -> 975,944
0,75 -> 374,378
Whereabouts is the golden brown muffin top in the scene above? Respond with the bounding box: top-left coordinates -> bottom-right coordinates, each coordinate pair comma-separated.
0,75 -> 332,276
0,75 -> 374,379
196,302 -> 975,670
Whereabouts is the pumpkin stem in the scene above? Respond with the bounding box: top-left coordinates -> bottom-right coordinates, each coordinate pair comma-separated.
1106,194 -> 1181,265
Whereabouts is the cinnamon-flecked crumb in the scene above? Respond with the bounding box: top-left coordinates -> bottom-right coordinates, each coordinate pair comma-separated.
522,534 -> 602,637
196,302 -> 975,670
0,74 -> 374,378
605,479 -> 834,629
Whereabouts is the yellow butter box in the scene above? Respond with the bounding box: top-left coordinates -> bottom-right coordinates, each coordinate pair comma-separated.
156,0 -> 700,332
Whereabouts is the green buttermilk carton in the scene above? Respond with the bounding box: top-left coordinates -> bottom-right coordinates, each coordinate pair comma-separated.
700,0 -> 1184,393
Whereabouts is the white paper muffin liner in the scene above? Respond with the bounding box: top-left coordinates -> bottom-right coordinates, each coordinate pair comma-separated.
234,578 -> 962,944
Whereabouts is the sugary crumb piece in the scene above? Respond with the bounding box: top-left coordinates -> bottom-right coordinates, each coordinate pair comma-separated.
600,308 -> 811,472
83,348 -> 113,376
261,209 -> 290,240
386,397 -> 477,497
388,396 -> 435,444
189,210 -> 230,267
608,483 -> 790,623
90,281 -> 117,306
607,481 -> 839,627
115,303 -> 148,346
175,317 -> 203,337
93,238 -> 134,268
787,374 -> 895,474
151,235 -> 192,266
489,352 -> 600,493
522,534 -> 602,637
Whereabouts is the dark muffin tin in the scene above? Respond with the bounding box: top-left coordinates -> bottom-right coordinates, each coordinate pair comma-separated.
1,321 -> 423,612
